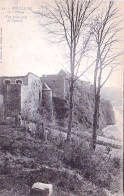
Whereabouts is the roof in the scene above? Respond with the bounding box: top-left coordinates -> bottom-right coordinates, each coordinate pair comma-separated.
42,83 -> 51,91
0,72 -> 40,79
27,72 -> 40,78
58,69 -> 67,76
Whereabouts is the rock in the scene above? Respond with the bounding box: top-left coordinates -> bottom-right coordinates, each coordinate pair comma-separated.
30,182 -> 53,196
54,78 -> 116,130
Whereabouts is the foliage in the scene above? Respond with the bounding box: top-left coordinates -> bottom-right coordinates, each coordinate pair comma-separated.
53,78 -> 115,131
0,125 -> 122,196
60,140 -> 122,190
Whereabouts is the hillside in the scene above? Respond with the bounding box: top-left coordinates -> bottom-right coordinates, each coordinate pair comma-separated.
100,87 -> 123,140
0,125 -> 122,196
53,78 -> 116,133
0,79 -> 121,196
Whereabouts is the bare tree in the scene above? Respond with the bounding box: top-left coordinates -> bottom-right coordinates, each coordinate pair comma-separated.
90,1 -> 122,150
35,0 -> 99,141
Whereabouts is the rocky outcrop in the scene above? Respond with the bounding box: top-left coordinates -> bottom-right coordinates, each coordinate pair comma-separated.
53,78 -> 116,130
99,100 -> 116,128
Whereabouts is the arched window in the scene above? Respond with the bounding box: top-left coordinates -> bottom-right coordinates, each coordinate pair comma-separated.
16,80 -> 23,85
4,80 -> 11,85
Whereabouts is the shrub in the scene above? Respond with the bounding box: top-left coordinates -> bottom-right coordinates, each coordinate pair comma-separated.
60,141 -> 122,190
112,157 -> 122,169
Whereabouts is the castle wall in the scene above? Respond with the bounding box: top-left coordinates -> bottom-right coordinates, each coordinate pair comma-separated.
0,72 -> 65,123
0,76 -> 28,86
21,73 -> 42,122
0,76 -> 28,122
0,76 -> 28,96
41,75 -> 65,99
42,89 -> 53,121
3,84 -> 21,118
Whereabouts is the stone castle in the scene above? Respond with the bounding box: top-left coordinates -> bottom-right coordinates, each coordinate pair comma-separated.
0,70 -> 66,122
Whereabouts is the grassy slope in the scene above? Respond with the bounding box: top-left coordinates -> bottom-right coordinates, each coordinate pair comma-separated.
0,125 -> 123,196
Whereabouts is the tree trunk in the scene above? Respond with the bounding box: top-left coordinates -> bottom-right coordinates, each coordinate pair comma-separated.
92,47 -> 100,150
92,91 -> 100,150
67,82 -> 74,142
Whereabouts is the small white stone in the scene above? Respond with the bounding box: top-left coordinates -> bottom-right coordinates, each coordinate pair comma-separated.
32,182 -> 53,196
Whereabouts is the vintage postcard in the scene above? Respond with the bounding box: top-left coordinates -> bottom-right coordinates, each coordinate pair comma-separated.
0,0 -> 123,196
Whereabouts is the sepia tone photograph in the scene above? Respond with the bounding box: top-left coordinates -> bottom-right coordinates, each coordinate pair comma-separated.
0,0 -> 123,195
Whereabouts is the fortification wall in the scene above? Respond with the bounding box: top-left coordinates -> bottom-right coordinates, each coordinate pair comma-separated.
3,84 -> 21,118
0,76 -> 28,121
0,76 -> 28,97
41,75 -> 65,99
0,76 -> 28,86
21,73 -> 42,122
0,72 -> 65,122
42,89 -> 53,121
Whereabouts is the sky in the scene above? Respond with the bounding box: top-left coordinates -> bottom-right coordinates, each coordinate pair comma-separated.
0,0 -> 123,89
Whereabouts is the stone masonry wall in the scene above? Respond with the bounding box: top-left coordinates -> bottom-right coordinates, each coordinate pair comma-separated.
41,75 -> 65,99
42,89 -> 53,121
3,84 -> 21,118
21,73 -> 42,122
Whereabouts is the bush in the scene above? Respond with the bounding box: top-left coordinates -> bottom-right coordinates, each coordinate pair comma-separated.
53,97 -> 68,121
0,124 -> 122,195
112,157 -> 122,169
60,141 -> 122,190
